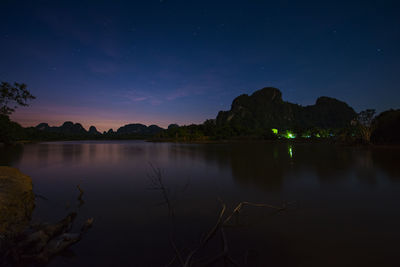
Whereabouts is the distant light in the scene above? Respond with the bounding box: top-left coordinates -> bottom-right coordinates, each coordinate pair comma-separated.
286,131 -> 296,139
272,128 -> 278,134
288,146 -> 293,158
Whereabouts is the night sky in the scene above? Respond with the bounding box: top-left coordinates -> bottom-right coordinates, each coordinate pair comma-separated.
1,0 -> 399,131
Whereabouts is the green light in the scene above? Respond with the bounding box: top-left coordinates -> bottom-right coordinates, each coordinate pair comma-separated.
272,128 -> 278,135
288,146 -> 293,158
315,133 -> 320,138
285,131 -> 296,139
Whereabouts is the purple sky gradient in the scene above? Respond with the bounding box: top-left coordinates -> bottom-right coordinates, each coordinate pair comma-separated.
2,0 -> 400,131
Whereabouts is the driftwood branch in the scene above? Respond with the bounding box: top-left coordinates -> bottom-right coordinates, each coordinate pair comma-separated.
148,163 -> 185,266
2,185 -> 94,266
9,213 -> 93,264
77,185 -> 85,207
148,166 -> 289,267
184,201 -> 227,266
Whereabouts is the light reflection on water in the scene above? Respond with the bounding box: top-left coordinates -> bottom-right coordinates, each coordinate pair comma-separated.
1,141 -> 400,266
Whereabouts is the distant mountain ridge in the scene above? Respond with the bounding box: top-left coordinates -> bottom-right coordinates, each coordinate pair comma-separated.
216,87 -> 356,130
3,85 -> 398,144
35,122 -> 164,137
33,87 -> 357,141
36,121 -> 88,135
116,123 -> 163,135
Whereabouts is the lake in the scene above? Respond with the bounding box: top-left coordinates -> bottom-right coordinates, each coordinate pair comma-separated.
1,141 -> 400,266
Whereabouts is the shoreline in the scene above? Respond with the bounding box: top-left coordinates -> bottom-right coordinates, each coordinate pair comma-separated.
2,138 -> 398,148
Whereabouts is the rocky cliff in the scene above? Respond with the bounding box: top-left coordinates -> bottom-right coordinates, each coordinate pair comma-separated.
216,87 -> 356,130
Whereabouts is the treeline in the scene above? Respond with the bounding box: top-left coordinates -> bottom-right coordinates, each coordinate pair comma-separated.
1,109 -> 399,145
370,109 -> 400,144
152,87 -> 399,144
153,109 -> 399,145
1,83 -> 399,145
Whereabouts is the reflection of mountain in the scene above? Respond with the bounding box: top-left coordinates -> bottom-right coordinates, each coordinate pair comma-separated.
371,147 -> 400,180
227,143 -> 290,190
167,143 -> 299,191
226,143 -> 358,191
1,142 -> 398,191
61,143 -> 84,162
168,142 -> 399,191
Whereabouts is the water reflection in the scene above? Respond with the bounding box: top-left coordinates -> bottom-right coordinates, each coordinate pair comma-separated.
1,141 -> 400,267
0,144 -> 24,166
1,142 -> 399,189
37,143 -> 50,162
371,147 -> 400,180
288,144 -> 293,158
167,142 -> 400,191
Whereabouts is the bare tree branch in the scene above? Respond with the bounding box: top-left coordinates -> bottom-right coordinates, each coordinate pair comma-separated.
148,166 -> 289,267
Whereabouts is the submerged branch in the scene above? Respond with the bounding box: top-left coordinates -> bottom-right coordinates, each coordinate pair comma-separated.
148,165 -> 289,267
148,163 -> 184,266
77,185 -> 85,207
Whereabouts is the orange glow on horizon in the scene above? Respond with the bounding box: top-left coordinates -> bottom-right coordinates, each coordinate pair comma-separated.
10,106 -> 201,132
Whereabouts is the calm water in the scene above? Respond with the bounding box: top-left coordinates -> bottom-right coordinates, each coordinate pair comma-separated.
1,141 -> 400,266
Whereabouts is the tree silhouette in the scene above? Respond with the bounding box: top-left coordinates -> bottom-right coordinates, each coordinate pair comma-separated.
356,109 -> 376,143
0,82 -> 35,116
